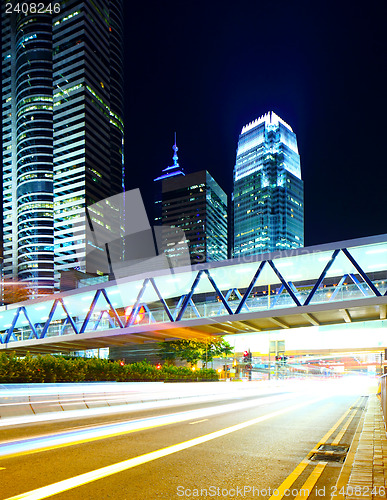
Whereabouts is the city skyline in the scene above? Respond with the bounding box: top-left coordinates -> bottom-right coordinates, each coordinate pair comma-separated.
122,1 -> 387,248
1,1 -> 386,278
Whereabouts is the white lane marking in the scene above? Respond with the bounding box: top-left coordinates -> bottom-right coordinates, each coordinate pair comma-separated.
188,419 -> 208,425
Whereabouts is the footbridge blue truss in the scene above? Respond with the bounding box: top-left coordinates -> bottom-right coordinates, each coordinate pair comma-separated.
1,235 -> 387,354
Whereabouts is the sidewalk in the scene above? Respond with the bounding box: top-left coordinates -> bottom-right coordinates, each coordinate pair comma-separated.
334,394 -> 387,499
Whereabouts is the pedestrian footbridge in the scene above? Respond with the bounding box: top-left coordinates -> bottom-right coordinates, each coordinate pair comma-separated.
1,234 -> 387,354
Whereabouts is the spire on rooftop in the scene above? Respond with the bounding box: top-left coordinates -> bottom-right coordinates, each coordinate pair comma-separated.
154,132 -> 185,181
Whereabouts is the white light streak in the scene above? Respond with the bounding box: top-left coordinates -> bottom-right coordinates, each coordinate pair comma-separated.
1,395 -> 329,500
0,393 -> 296,459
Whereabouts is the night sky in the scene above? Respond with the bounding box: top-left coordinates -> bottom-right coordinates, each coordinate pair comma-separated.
123,0 -> 387,248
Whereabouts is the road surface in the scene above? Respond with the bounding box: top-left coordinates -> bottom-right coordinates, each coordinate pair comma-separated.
0,379 -> 373,499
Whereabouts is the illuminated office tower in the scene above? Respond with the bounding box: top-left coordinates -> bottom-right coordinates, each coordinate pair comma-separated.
2,8 -> 54,294
53,0 -> 124,280
161,170 -> 228,264
2,1 -> 124,294
233,111 -> 303,257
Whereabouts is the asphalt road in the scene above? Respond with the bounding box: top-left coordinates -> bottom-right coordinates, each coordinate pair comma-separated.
0,379 -> 371,500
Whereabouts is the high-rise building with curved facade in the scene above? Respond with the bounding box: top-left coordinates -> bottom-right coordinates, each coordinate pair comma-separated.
233,111 -> 303,257
2,7 -> 54,294
2,1 -> 124,296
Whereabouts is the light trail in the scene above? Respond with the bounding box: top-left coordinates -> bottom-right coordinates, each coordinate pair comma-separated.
0,393 -> 297,459
0,386 -> 283,428
3,396 -> 327,500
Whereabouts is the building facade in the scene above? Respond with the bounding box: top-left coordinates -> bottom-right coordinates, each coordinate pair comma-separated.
2,1 -> 124,294
233,111 -> 303,257
2,7 -> 54,294
161,170 -> 228,264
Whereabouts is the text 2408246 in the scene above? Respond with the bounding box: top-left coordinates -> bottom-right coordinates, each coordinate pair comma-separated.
5,3 -> 61,15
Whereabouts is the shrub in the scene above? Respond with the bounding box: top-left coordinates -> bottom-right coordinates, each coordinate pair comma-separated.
0,353 -> 219,383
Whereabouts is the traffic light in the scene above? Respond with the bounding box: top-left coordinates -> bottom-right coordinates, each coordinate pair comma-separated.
275,355 -> 288,364
243,350 -> 252,362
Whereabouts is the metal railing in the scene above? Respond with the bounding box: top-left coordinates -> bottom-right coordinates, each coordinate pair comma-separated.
4,278 -> 387,343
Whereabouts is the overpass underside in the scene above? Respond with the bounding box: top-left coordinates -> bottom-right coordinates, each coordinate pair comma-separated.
1,235 -> 387,355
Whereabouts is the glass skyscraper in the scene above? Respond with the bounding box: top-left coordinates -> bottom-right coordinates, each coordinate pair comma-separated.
2,1 -> 124,294
233,111 -> 303,257
2,6 -> 54,294
161,170 -> 228,264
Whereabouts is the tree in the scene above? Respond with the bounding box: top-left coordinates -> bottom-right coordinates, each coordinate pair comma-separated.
2,279 -> 30,304
157,337 -> 233,367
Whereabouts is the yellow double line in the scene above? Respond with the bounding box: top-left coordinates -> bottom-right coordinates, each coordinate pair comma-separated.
268,397 -> 362,500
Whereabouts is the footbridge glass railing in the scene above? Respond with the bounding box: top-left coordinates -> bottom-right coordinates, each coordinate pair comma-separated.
1,237 -> 387,345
